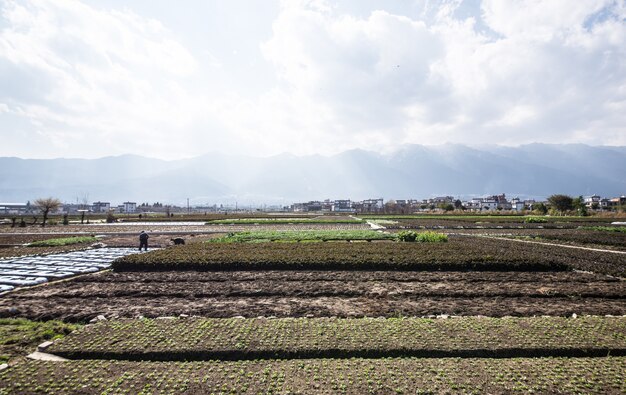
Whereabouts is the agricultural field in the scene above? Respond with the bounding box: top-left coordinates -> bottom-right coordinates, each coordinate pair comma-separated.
209,229 -> 397,242
26,236 -> 98,247
206,217 -> 364,224
362,214 -> 621,230
492,229 -> 626,251
0,214 -> 624,393
0,318 -> 80,363
112,236 -> 625,275
47,316 -> 626,360
2,269 -> 624,321
3,357 -> 624,394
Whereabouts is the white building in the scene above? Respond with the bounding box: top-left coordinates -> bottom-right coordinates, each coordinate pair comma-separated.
332,200 -> 353,212
510,197 -> 525,211
0,203 -> 28,215
481,199 -> 498,211
123,202 -> 137,213
584,195 -> 601,208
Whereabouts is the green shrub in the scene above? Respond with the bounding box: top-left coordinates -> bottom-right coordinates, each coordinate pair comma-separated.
396,231 -> 417,242
414,231 -> 448,242
524,217 -> 547,223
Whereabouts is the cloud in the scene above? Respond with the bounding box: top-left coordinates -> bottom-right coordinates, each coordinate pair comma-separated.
257,0 -> 626,150
0,0 -> 222,158
0,0 -> 624,159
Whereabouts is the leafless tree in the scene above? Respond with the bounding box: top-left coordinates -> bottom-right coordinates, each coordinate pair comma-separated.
34,197 -> 62,227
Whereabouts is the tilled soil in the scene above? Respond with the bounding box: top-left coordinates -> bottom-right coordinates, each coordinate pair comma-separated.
2,270 -> 624,321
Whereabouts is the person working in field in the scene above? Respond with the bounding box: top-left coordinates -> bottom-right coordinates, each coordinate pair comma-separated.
139,230 -> 149,251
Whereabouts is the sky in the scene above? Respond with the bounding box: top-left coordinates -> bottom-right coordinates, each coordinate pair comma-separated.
0,0 -> 625,159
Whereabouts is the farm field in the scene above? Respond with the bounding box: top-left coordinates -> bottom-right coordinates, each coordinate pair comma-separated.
0,222 -> 371,235
2,269 -> 624,321
48,316 -> 626,360
0,318 -> 79,363
2,357 -> 624,394
481,229 -> 626,251
112,236 -> 626,276
0,214 -> 624,393
366,215 -> 621,230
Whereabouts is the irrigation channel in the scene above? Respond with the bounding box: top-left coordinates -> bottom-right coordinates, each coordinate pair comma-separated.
0,248 -> 148,293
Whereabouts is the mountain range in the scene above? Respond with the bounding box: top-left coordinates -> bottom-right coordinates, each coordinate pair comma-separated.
1,144 -> 624,205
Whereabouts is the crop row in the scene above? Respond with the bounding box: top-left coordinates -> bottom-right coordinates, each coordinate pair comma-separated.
118,213 -> 325,222
1,357 -> 624,394
113,239 -> 567,272
112,236 -> 626,275
28,278 -> 626,299
208,230 -> 396,243
48,316 -> 626,361
584,226 -> 626,233
504,232 -> 626,249
360,214 -> 618,222
206,218 -> 364,224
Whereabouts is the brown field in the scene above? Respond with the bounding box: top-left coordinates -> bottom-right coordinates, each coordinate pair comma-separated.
2,269 -> 624,322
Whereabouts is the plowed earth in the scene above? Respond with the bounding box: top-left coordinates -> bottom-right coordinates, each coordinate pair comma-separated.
2,270 -> 623,321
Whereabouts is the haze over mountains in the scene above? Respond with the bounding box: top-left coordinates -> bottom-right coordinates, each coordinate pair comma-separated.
1,144 -> 624,205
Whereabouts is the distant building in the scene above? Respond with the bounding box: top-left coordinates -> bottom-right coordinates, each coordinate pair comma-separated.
0,203 -> 29,215
92,201 -> 110,213
332,200 -> 353,212
292,201 -> 323,212
123,202 -> 137,213
510,197 -> 525,211
360,198 -> 384,213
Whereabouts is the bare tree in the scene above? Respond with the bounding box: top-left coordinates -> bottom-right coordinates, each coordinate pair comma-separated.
78,192 -> 90,224
34,197 -> 62,227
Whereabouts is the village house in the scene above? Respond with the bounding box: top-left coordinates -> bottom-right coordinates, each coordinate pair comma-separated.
92,201 -> 110,213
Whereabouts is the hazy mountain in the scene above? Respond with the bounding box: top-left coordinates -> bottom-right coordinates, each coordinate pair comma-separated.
0,144 -> 624,205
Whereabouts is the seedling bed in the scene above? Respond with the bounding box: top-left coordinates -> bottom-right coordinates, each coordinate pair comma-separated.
1,357 -> 624,394
48,316 -> 626,360
113,237 -> 626,276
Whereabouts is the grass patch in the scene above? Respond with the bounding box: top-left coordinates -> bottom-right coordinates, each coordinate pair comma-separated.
208,230 -> 394,243
0,318 -> 80,363
27,236 -> 98,247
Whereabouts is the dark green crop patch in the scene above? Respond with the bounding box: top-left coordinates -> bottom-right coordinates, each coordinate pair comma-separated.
113,238 -> 575,272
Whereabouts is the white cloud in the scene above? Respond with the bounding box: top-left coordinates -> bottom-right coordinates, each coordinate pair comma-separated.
0,0 -> 624,159
0,0 -> 221,158
256,0 -> 626,150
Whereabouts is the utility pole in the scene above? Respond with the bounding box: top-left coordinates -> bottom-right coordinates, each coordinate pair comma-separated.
187,198 -> 190,214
